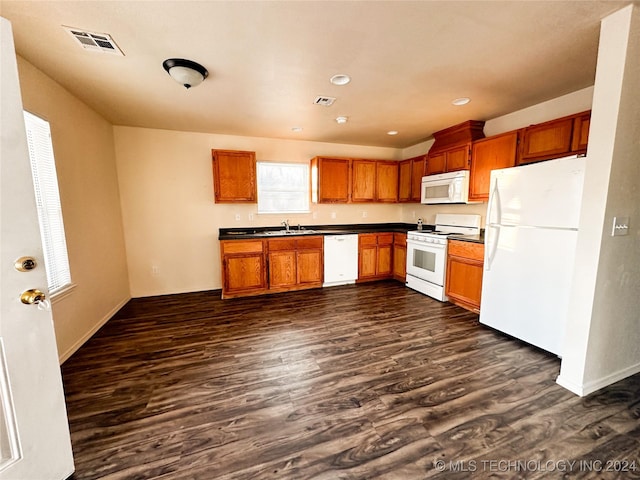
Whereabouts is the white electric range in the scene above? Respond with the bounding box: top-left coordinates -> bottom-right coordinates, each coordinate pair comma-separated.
406,213 -> 481,301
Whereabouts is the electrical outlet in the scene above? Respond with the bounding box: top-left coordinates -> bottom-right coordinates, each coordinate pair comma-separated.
234,214 -> 241,221
362,211 -> 368,218
411,210 -> 416,219
152,266 -> 159,275
248,213 -> 254,221
331,212 -> 336,219
612,216 -> 629,236
312,211 -> 318,219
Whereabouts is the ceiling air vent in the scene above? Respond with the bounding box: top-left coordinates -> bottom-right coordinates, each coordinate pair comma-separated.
63,26 -> 124,56
314,96 -> 336,106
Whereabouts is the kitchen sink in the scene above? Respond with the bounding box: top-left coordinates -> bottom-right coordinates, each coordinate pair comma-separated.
262,230 -> 317,235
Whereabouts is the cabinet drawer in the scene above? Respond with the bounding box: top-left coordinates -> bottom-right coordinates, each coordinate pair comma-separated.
448,240 -> 484,261
221,240 -> 264,254
267,238 -> 297,251
296,236 -> 323,249
377,233 -> 394,245
359,234 -> 378,246
393,233 -> 407,247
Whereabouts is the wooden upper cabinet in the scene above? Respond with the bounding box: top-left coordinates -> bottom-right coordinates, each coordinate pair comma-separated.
410,156 -> 426,202
351,159 -> 376,202
518,110 -> 591,165
398,160 -> 412,202
445,144 -> 471,171
311,156 -> 351,203
376,161 -> 399,202
425,152 -> 446,175
399,155 -> 427,203
571,111 -> 591,153
470,131 -> 519,201
212,149 -> 257,203
426,144 -> 471,175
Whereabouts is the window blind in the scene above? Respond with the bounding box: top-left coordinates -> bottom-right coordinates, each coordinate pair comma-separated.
23,111 -> 72,293
257,162 -> 310,214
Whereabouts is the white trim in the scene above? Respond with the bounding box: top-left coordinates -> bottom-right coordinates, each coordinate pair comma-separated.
58,296 -> 130,364
556,361 -> 640,397
50,283 -> 76,304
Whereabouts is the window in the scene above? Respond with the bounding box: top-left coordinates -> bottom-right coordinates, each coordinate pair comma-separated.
257,162 -> 310,214
23,111 -> 72,294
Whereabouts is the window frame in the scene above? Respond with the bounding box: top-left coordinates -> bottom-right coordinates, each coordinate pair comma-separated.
256,161 -> 311,214
23,110 -> 73,297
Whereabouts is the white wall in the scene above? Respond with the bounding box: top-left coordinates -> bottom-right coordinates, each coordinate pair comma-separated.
17,57 -> 131,362
558,4 -> 640,395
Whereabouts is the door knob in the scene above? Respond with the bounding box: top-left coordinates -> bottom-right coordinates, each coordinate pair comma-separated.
20,289 -> 46,305
14,256 -> 37,272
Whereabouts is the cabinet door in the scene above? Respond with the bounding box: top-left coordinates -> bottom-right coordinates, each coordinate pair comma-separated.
445,256 -> 483,312
410,156 -> 426,202
445,240 -> 484,313
398,160 -> 412,203
359,245 -> 378,279
470,131 -> 518,201
445,144 -> 470,171
425,152 -> 446,175
519,117 -> 573,164
212,149 -> 257,203
352,159 -> 376,202
268,251 -> 297,288
377,244 -> 393,277
297,249 -> 323,285
571,111 -> 590,153
313,157 -> 350,203
376,161 -> 399,202
223,254 -> 266,294
393,244 -> 407,281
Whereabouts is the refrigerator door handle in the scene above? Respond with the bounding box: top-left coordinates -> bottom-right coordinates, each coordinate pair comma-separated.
485,179 -> 501,271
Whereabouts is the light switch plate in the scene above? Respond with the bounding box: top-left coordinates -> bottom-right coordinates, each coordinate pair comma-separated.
612,216 -> 629,236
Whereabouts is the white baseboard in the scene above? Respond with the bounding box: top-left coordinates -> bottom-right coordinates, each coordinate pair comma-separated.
58,296 -> 130,364
557,361 -> 640,397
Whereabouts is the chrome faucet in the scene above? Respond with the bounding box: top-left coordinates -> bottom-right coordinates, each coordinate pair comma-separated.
281,219 -> 290,232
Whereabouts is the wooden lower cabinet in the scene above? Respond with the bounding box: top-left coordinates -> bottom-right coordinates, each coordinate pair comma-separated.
392,233 -> 407,282
358,233 -> 393,281
220,239 -> 267,299
267,236 -> 323,293
445,240 -> 485,313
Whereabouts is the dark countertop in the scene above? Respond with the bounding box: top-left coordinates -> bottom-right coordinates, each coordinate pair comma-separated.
448,231 -> 485,244
219,222 -> 431,240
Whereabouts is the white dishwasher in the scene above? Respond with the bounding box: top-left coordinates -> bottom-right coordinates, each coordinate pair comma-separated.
323,234 -> 359,287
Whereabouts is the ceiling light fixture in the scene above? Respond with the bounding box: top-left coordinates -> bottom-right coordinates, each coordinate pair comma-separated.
291,127 -> 303,133
452,97 -> 471,106
330,74 -> 351,86
335,116 -> 348,124
387,130 -> 399,136
162,58 -> 209,89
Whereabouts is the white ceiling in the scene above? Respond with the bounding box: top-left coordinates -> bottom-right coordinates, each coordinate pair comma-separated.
0,0 -> 632,148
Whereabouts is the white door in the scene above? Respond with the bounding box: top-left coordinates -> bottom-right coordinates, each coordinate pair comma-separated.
0,18 -> 74,480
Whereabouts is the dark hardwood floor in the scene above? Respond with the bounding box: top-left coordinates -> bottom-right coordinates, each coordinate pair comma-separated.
62,281 -> 640,479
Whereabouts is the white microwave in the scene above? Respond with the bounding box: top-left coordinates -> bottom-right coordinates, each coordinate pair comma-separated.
421,170 -> 471,204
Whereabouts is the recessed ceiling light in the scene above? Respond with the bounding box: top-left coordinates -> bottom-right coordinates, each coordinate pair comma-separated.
291,127 -> 303,133
335,116 -> 348,124
452,97 -> 471,106
330,74 -> 351,86
387,130 -> 399,136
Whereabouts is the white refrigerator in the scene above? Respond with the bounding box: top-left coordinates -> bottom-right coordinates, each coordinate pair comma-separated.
479,155 -> 586,356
